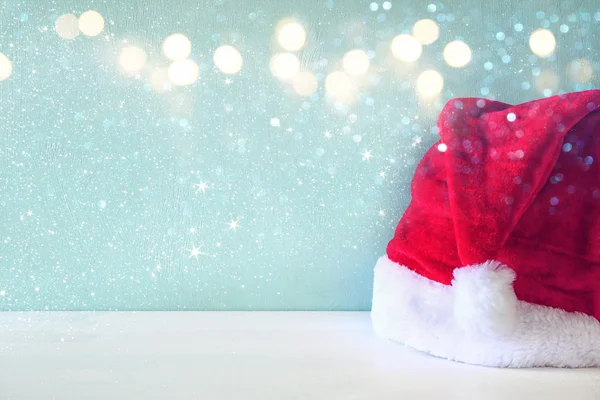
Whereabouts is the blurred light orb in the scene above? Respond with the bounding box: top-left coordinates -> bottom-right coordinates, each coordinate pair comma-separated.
325,71 -> 356,102
529,29 -> 556,58
0,53 -> 13,81
412,19 -> 439,45
292,71 -> 318,96
342,49 -> 370,76
162,34 -> 192,61
534,70 -> 559,93
443,40 -> 472,68
269,53 -> 300,81
118,46 -> 147,73
78,10 -> 104,37
149,67 -> 171,93
416,70 -> 444,98
55,14 -> 80,39
276,19 -> 307,51
213,45 -> 243,75
566,59 -> 593,83
168,59 -> 200,86
390,34 -> 422,62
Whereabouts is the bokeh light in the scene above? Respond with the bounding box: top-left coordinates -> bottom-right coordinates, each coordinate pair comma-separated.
149,67 -> 171,93
162,34 -> 192,61
213,45 -> 243,75
118,46 -> 148,74
529,29 -> 556,58
566,59 -> 594,83
78,10 -> 104,37
342,49 -> 370,76
168,59 -> 200,86
535,70 -> 559,94
269,53 -> 300,81
292,71 -> 318,97
0,52 -> 12,81
55,14 -> 80,40
443,40 -> 472,68
390,34 -> 422,62
412,19 -> 439,45
416,70 -> 444,98
325,71 -> 356,102
276,19 -> 307,51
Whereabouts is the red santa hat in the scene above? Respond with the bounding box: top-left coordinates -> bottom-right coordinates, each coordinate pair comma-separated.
371,89 -> 600,368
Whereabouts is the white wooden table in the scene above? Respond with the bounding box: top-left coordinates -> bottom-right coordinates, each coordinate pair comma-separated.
0,312 -> 598,399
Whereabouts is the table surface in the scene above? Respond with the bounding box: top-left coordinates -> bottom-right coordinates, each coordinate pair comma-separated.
0,312 -> 598,400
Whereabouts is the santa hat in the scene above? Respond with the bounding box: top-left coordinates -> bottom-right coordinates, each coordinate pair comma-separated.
371,90 -> 600,368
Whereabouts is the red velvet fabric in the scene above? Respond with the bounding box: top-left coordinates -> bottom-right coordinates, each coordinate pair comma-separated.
386,90 -> 600,321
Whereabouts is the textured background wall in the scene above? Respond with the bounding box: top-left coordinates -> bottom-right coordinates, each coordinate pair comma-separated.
0,0 -> 598,311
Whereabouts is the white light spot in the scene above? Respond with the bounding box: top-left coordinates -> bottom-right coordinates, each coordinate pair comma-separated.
325,71 -> 357,102
118,46 -> 147,74
292,71 -> 318,97
507,113 -> 516,122
78,10 -> 104,37
443,40 -> 472,68
213,45 -> 243,75
276,19 -> 307,51
534,69 -> 559,94
0,53 -> 12,81
342,49 -> 370,76
98,200 -> 106,209
416,69 -> 444,98
55,14 -> 79,39
162,34 -> 192,61
168,59 -> 199,86
270,118 -> 280,127
412,19 -> 439,44
227,219 -> 241,231
148,67 -> 171,93
269,53 -> 300,81
390,34 -> 422,62
437,143 -> 448,152
566,59 -> 594,83
529,29 -> 556,58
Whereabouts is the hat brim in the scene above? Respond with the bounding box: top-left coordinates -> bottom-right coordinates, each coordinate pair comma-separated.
370,255 -> 600,368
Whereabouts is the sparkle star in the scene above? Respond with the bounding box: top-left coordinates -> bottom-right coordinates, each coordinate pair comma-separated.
324,130 -> 332,138
193,182 -> 209,194
379,210 -> 385,216
379,171 -> 386,178
227,219 -> 241,232
187,244 -> 207,260
362,150 -> 372,161
27,210 -> 33,216
224,78 -> 233,85
189,227 -> 197,233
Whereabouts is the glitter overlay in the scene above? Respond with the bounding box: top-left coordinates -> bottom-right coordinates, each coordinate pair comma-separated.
0,1 -> 599,311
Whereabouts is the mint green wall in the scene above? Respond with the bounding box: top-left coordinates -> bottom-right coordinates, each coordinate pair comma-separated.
1,0 -> 598,311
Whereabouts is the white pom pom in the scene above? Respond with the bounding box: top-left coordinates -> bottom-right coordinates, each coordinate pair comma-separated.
452,261 -> 519,337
